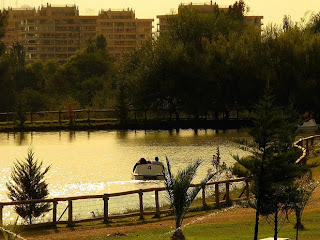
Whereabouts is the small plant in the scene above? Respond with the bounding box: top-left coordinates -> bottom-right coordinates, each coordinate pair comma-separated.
6,148 -> 51,224
0,218 -> 25,240
164,157 -> 214,240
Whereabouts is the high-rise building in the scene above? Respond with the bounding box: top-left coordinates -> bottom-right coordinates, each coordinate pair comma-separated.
157,2 -> 263,33
3,4 -> 153,62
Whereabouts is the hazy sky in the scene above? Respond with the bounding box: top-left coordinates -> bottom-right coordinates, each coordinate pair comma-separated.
2,0 -> 320,26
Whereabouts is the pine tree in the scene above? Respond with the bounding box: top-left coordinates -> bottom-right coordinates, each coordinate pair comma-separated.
233,91 -> 312,240
6,148 -> 51,224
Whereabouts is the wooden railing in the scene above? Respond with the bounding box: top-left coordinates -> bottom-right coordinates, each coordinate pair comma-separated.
0,108 -> 251,125
294,135 -> 320,164
0,109 -> 116,125
0,177 -> 250,227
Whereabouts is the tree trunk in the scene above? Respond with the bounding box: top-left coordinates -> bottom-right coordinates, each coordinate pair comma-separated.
254,207 -> 260,240
274,210 -> 278,240
171,228 -> 185,240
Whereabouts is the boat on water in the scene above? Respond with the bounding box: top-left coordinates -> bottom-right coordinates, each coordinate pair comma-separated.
298,119 -> 319,131
133,163 -> 165,180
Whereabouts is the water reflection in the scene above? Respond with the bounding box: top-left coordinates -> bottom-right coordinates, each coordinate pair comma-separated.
14,132 -> 27,146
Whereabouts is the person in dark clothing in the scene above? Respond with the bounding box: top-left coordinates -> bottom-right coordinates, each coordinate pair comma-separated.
133,158 -> 147,172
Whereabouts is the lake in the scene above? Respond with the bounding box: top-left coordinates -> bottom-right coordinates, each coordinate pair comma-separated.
0,129 -> 251,199
0,129 -> 250,222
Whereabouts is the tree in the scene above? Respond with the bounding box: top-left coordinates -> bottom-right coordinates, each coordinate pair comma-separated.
6,148 -> 51,224
293,176 -> 320,240
164,158 -> 214,240
233,91 -> 311,240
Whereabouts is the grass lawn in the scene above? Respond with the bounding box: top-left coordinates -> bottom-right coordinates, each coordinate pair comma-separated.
80,211 -> 320,240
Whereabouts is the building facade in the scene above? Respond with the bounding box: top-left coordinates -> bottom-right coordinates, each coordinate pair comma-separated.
157,2 -> 263,33
3,4 -> 153,61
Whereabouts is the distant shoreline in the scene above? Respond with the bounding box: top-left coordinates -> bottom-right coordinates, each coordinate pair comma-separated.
0,119 -> 253,132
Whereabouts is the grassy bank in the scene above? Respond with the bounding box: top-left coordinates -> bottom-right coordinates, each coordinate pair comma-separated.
81,211 -> 320,240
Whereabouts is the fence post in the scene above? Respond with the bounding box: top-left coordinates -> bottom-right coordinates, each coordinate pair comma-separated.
306,139 -> 309,156
226,181 -> 231,204
154,190 -> 160,218
245,179 -> 250,200
215,183 -> 220,206
0,204 -> 3,226
52,199 -> 57,227
87,110 -> 90,125
103,194 -> 109,223
58,111 -> 61,125
30,112 -> 33,124
67,200 -> 73,227
202,185 -> 207,208
139,189 -> 144,220
6,112 -> 9,124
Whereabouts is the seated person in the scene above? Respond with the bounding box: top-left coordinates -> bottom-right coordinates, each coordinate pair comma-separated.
152,157 -> 164,167
133,158 -> 147,172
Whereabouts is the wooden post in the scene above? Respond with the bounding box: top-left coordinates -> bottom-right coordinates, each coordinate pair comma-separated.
52,199 -> 57,226
67,200 -> 73,227
103,194 -> 109,223
215,183 -> 220,205
87,110 -> 90,125
306,139 -> 309,156
139,189 -> 144,220
30,112 -> 33,124
6,112 -> 9,124
154,190 -> 160,218
0,204 -> 3,226
58,111 -> 61,125
202,185 -> 206,208
245,180 -> 250,200
226,181 -> 231,204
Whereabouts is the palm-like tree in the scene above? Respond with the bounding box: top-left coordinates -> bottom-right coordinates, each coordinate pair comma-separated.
164,157 -> 213,240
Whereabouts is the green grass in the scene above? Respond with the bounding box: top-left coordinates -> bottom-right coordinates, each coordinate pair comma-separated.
80,211 -> 320,240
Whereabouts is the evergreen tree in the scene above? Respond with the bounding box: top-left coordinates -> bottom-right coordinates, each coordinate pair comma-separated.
6,148 -> 51,224
233,91 -> 311,240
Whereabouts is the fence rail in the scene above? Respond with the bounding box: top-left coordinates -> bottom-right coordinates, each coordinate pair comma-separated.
0,177 -> 250,227
0,108 -> 251,125
294,135 -> 320,164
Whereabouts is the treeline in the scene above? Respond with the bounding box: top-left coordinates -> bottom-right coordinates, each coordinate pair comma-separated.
1,1 -> 320,120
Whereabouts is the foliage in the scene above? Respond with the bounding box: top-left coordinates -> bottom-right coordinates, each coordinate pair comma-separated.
6,148 -> 51,224
293,176 -> 320,240
164,157 -> 214,239
233,91 -> 312,240
0,218 -> 24,240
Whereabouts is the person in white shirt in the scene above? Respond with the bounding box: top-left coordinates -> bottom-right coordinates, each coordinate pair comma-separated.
152,157 -> 164,168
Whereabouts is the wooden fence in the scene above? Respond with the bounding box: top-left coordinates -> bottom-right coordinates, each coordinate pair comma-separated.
0,108 -> 251,125
0,177 -> 250,227
293,135 -> 320,164
0,109 -> 116,125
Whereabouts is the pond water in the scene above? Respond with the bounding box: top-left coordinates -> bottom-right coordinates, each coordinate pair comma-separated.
0,129 -> 252,223
0,129 -> 250,200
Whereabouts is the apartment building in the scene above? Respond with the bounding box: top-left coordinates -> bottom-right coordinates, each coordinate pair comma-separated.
157,2 -> 263,33
3,4 -> 153,61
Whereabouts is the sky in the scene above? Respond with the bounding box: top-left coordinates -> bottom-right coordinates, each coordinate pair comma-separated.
2,0 -> 320,26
